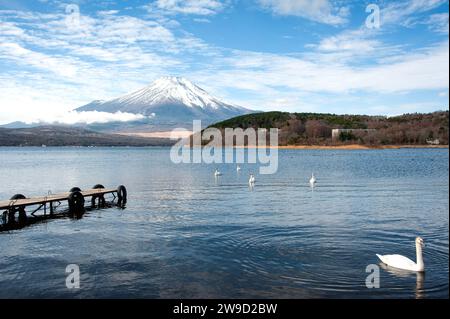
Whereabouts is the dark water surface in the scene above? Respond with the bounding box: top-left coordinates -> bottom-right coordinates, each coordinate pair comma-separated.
0,147 -> 448,298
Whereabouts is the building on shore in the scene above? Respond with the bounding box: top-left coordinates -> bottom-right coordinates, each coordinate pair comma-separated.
331,129 -> 377,142
426,138 -> 440,145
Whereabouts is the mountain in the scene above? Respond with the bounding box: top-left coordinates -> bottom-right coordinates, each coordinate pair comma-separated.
0,126 -> 175,147
0,121 -> 39,129
77,77 -> 253,131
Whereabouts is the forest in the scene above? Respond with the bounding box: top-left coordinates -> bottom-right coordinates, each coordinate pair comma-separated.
209,111 -> 449,146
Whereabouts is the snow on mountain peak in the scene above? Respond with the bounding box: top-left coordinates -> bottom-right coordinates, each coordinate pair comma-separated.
114,76 -> 229,110
76,77 -> 252,126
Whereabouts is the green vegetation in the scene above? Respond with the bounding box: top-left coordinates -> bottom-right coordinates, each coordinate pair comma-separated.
213,112 -> 373,130
339,131 -> 357,142
212,112 -> 292,129
208,111 -> 449,146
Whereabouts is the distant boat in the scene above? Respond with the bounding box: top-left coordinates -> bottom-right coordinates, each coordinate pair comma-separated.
41,144 -> 47,148
214,169 -> 222,177
237,165 -> 241,172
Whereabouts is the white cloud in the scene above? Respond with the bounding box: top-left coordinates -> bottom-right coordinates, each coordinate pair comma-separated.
0,83 -> 153,124
40,111 -> 152,125
382,0 -> 448,26
193,40 -> 449,101
258,0 -> 348,25
426,13 -> 449,33
315,29 -> 381,54
0,42 -> 80,78
152,0 -> 225,15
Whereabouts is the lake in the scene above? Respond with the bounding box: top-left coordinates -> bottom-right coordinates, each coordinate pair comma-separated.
0,147 -> 448,298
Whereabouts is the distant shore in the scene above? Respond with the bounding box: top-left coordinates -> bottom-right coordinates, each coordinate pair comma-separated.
0,144 -> 447,149
234,144 -> 449,150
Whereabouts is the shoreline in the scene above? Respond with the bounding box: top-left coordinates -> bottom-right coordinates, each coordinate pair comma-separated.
244,144 -> 449,150
0,144 -> 447,149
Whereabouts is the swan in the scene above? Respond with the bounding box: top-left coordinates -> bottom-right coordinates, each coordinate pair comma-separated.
237,165 -> 241,172
309,173 -> 316,186
214,169 -> 222,177
249,174 -> 255,184
376,237 -> 425,272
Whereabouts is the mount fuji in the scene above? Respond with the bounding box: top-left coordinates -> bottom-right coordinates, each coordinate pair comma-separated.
77,77 -> 253,131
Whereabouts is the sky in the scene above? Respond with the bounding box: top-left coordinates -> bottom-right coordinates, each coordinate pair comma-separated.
0,0 -> 448,125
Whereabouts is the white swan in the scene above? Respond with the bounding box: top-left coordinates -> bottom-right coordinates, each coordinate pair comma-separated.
214,169 -> 222,177
309,173 -> 316,186
249,174 -> 255,184
376,237 -> 425,272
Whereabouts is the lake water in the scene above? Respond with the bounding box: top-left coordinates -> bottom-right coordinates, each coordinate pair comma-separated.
0,147 -> 448,299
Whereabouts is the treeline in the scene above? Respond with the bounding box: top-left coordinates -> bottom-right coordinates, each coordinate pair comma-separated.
209,111 -> 449,146
0,126 -> 175,147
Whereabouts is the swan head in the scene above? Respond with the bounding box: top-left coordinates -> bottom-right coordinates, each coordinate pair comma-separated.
416,237 -> 424,248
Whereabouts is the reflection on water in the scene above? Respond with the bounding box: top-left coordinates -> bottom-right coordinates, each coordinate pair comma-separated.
0,147 -> 448,298
379,263 -> 425,299
1,196 -> 126,232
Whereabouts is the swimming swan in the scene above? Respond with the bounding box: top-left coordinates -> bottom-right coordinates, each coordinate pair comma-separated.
376,237 -> 425,272
309,173 -> 316,186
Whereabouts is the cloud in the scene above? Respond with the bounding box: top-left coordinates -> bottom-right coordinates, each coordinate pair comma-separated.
426,13 -> 449,33
314,29 -> 382,54
151,0 -> 226,16
257,0 -> 349,25
193,40 -> 449,101
39,111 -> 153,125
382,0 -> 448,26
21,111 -> 154,125
0,42 -> 80,78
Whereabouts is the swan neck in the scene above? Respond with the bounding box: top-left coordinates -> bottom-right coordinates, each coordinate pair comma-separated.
416,243 -> 424,271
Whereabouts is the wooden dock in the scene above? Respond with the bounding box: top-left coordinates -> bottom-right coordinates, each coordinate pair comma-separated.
1,185 -> 127,231
0,189 -> 117,210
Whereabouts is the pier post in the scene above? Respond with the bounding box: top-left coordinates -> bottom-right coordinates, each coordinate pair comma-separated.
18,206 -> 27,224
68,191 -> 85,215
8,208 -> 15,224
92,184 -> 106,208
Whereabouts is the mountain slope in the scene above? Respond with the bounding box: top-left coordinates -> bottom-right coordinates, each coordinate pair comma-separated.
0,126 -> 175,146
77,77 -> 252,129
208,111 -> 449,146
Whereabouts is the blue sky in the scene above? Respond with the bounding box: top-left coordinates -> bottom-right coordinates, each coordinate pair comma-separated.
0,0 -> 448,124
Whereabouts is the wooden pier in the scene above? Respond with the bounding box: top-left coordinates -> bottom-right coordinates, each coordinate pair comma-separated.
0,185 -> 127,231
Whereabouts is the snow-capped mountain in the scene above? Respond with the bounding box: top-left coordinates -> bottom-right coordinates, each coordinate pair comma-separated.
77,77 -> 252,129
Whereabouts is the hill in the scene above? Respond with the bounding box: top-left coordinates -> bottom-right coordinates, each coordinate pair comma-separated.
0,126 -> 175,147
208,111 -> 449,146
